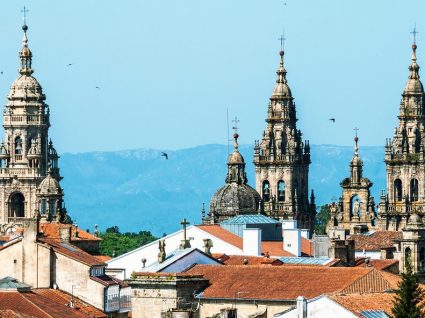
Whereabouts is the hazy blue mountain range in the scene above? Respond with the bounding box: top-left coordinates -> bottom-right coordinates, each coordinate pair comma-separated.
59,144 -> 386,236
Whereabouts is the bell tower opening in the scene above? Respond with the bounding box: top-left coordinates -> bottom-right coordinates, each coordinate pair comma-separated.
394,179 -> 403,202
410,178 -> 419,201
9,192 -> 25,219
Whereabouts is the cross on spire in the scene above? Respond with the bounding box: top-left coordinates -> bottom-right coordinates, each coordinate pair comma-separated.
278,31 -> 286,51
411,24 -> 419,44
353,127 -> 359,138
232,116 -> 240,135
21,6 -> 29,26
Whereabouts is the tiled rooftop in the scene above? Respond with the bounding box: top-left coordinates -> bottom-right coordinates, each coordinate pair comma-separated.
38,238 -> 105,267
349,231 -> 401,251
0,289 -> 106,318
212,254 -> 283,266
40,223 -> 101,241
220,214 -> 280,225
187,264 -> 399,300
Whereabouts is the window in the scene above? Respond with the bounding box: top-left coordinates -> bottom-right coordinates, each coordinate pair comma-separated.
262,180 -> 270,202
394,179 -> 402,201
420,247 -> 425,271
40,199 -> 47,214
49,200 -> 56,215
9,193 -> 24,218
410,179 -> 419,202
405,247 -> 412,268
14,137 -> 22,155
277,181 -> 285,202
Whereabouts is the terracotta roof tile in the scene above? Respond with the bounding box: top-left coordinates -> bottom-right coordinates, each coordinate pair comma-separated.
38,238 -> 105,267
0,289 -> 104,318
349,231 -> 401,251
196,225 -> 243,249
355,258 -> 399,271
40,223 -> 101,241
212,254 -> 283,266
187,265 -> 395,300
330,292 -> 395,317
94,255 -> 112,262
32,289 -> 106,318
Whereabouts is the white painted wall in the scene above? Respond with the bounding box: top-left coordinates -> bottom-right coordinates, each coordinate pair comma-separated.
275,296 -> 357,318
282,220 -> 297,230
283,229 -> 301,257
243,228 -> 262,256
354,250 -> 382,259
107,226 -> 243,278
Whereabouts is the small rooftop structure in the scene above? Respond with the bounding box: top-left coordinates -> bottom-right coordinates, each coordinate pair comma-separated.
0,277 -> 31,292
220,214 -> 282,241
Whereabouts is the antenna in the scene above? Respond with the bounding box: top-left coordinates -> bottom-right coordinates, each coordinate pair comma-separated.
226,108 -> 230,155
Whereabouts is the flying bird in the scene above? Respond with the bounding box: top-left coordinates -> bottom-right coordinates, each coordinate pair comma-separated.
95,86 -> 101,89
67,63 -> 74,66
329,118 -> 335,123
161,152 -> 168,160
0,71 -> 3,75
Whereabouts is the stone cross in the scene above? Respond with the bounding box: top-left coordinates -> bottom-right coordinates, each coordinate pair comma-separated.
278,32 -> 286,51
179,218 -> 191,249
21,6 -> 29,25
411,25 -> 419,44
232,117 -> 239,135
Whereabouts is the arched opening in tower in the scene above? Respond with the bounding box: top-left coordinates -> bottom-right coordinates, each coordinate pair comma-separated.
410,178 -> 419,202
9,192 -> 25,218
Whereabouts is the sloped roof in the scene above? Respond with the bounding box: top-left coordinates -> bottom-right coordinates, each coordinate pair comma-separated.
212,254 -> 283,266
278,257 -> 333,265
38,238 -> 105,267
355,258 -> 399,271
0,289 -> 105,318
187,265 -> 399,300
40,223 -> 101,241
330,293 -> 395,317
349,231 -> 401,251
0,277 -> 31,291
220,215 -> 279,225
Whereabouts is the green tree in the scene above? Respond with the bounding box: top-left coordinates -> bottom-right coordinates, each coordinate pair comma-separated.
314,205 -> 330,235
99,228 -> 157,257
392,260 -> 425,318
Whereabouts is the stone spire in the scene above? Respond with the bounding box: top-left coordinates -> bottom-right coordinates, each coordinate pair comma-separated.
254,47 -> 314,233
19,24 -> 33,76
381,36 -> 425,231
226,132 -> 248,185
350,134 -> 363,185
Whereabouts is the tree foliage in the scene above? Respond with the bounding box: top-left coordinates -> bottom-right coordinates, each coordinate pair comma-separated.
314,205 -> 331,235
392,260 -> 425,318
99,226 -> 157,257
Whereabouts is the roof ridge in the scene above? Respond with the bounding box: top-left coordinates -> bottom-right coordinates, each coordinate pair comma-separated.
21,292 -> 54,318
341,268 -> 391,294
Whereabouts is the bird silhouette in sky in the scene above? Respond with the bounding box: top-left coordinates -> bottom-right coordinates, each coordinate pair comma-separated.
329,118 -> 335,123
161,152 -> 168,160
0,71 -> 3,75
95,86 -> 101,89
67,63 -> 74,66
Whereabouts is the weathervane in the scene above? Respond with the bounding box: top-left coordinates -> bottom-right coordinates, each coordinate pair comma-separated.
411,24 -> 419,44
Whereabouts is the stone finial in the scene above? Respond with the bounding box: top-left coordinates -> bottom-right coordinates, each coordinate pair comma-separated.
203,238 -> 213,255
158,240 -> 166,263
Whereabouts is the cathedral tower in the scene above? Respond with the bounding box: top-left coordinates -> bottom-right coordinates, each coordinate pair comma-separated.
327,135 -> 376,234
253,49 -> 315,232
0,23 -> 67,225
379,39 -> 425,230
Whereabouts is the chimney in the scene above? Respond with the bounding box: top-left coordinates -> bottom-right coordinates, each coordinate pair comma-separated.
243,228 -> 261,256
296,296 -> 307,318
283,229 -> 301,257
281,219 -> 297,230
300,229 -> 310,239
59,226 -> 71,243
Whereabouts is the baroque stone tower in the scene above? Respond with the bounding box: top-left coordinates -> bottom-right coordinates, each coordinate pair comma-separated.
0,24 -> 67,226
327,135 -> 377,234
253,49 -> 315,232
378,40 -> 425,231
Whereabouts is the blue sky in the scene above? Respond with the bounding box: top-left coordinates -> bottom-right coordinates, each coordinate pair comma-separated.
0,1 -> 423,153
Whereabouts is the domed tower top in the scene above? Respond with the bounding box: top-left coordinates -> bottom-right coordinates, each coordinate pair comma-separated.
207,125 -> 261,224
404,41 -> 424,95
19,23 -> 33,76
271,50 -> 292,100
